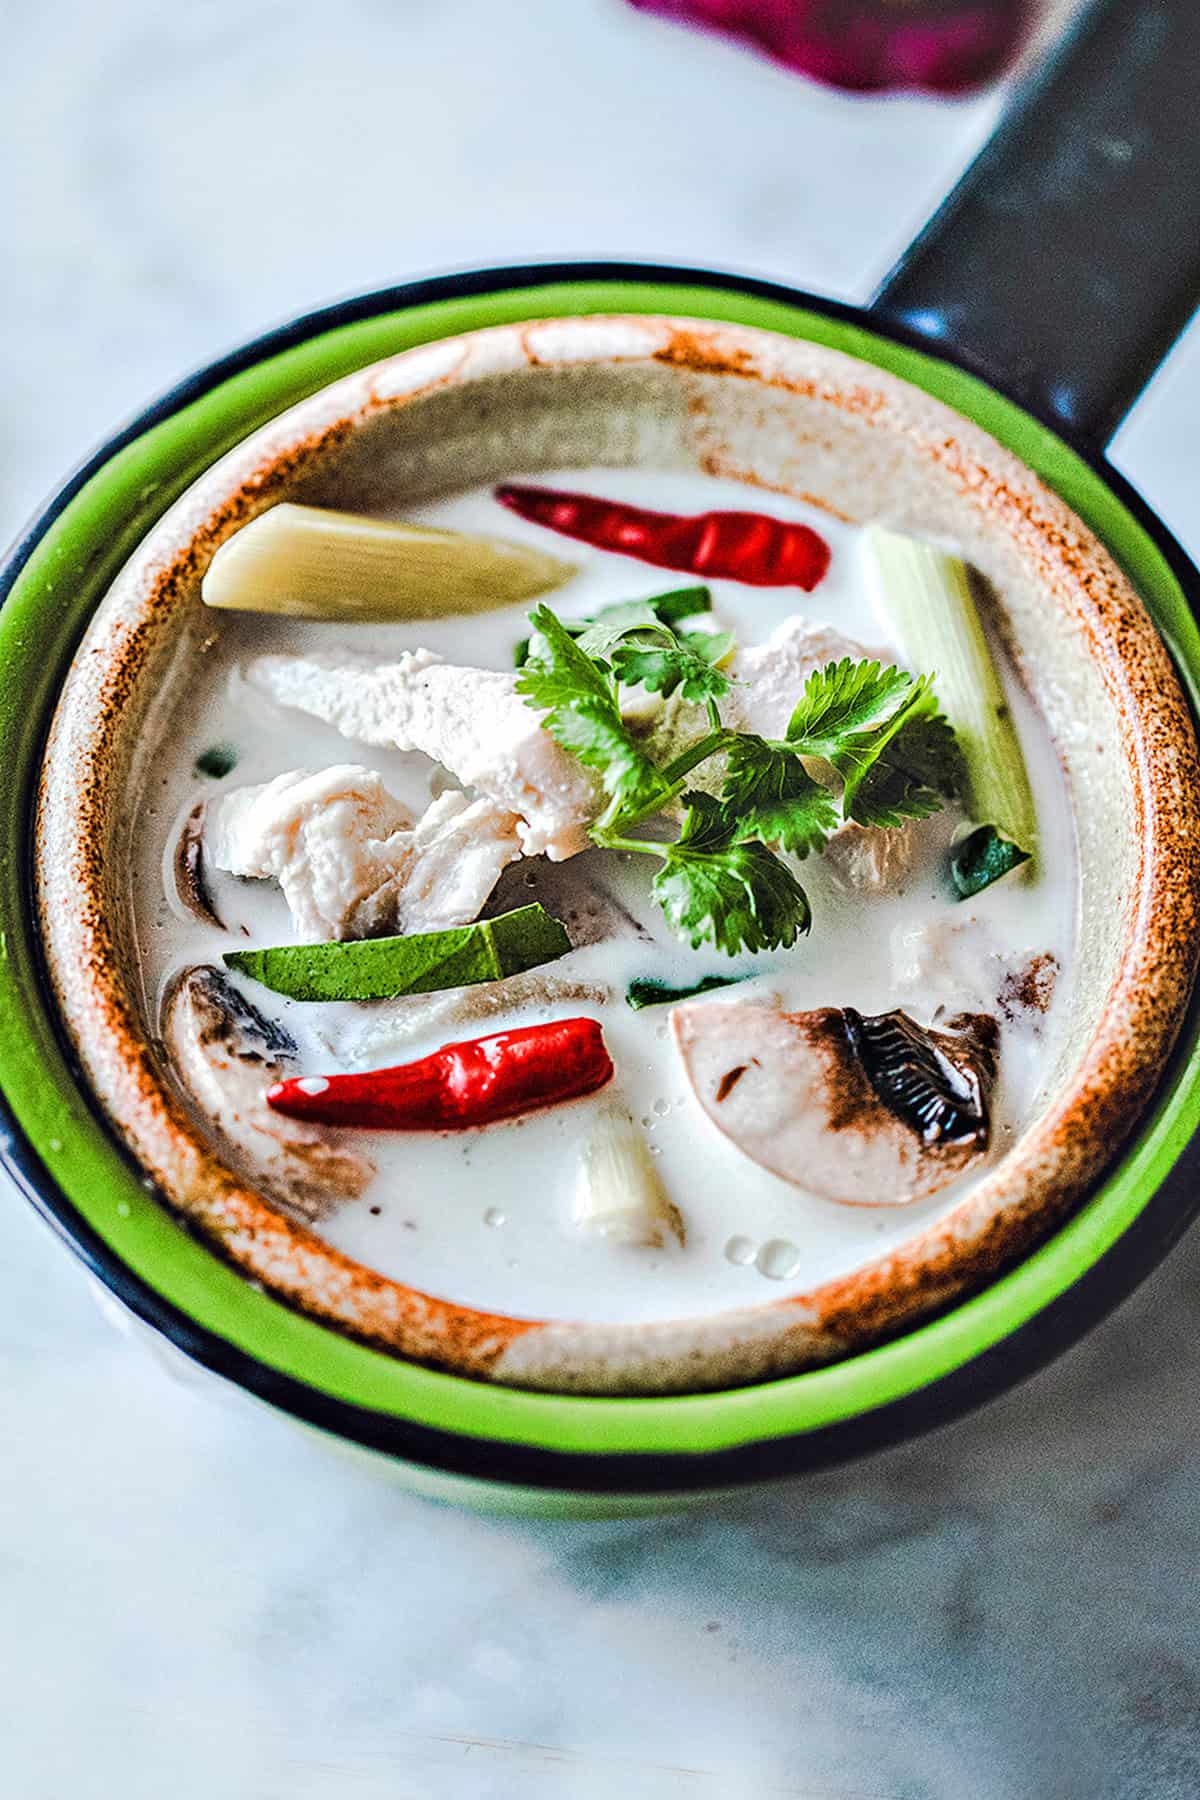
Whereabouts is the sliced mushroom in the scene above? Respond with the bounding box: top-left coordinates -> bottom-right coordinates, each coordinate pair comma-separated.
171,802 -> 224,929
162,965 -> 373,1220
672,999 -> 997,1206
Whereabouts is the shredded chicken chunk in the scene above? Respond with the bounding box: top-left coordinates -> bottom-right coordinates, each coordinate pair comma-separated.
207,765 -> 521,940
726,618 -> 875,737
247,649 -> 598,860
824,820 -> 922,894
892,917 -> 1060,1024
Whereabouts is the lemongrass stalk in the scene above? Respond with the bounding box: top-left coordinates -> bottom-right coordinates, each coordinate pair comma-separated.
574,1101 -> 684,1247
866,525 -> 1037,854
202,502 -> 576,619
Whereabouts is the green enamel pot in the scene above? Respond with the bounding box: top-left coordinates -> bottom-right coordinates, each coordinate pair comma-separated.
5,4 -> 1200,1513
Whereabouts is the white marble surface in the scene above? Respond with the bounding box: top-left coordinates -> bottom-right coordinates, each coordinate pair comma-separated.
4,3 -> 1200,1795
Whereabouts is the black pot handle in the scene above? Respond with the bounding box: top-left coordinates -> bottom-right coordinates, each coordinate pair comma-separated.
871,0 -> 1200,450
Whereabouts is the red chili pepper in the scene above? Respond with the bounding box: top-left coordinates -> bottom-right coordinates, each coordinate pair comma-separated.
494,483 -> 831,590
266,1017 -> 613,1130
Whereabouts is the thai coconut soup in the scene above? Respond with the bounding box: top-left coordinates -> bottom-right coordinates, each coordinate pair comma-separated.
138,468 -> 1075,1326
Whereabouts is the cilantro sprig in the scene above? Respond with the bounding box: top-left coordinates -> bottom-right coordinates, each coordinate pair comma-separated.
516,607 -> 670,821
576,604 -> 735,707
517,599 -> 962,955
513,585 -> 714,668
653,794 -> 812,954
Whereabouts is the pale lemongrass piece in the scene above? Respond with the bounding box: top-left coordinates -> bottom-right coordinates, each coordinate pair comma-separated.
573,1101 -> 684,1248
202,503 -> 576,619
866,525 -> 1037,854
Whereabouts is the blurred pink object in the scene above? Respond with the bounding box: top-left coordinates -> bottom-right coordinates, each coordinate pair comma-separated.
625,0 -> 1037,94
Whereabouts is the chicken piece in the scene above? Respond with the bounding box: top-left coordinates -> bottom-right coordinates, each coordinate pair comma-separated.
891,917 -> 1004,1013
162,965 -> 373,1220
725,618 -> 874,738
207,765 -> 521,941
673,998 -> 996,1206
246,649 -> 598,860
398,789 -> 525,934
824,820 -> 922,894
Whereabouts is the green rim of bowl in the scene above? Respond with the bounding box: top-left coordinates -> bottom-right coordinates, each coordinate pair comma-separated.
4,278 -> 1200,1458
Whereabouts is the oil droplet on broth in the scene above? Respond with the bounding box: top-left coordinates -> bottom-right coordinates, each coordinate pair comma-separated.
757,1238 -> 802,1281
724,1235 -> 757,1267
484,1207 -> 506,1228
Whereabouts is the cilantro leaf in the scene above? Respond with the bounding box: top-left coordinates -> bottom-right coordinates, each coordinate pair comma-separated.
720,734 -> 838,856
516,586 -> 712,667
783,659 -> 961,830
574,605 -> 661,661
786,658 -> 913,746
517,605 -> 668,814
834,678 -> 963,827
592,586 -> 712,632
674,790 -> 736,851
651,793 -> 812,954
518,603 -> 618,708
573,591 -> 733,707
610,627 -> 734,704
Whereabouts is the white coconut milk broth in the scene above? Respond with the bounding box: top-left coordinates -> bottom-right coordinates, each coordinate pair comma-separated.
133,470 -> 1078,1325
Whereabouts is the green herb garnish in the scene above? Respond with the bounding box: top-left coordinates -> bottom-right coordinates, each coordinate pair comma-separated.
577,604 -> 733,705
513,585 -> 712,667
651,793 -> 812,955
224,903 -> 571,1001
516,607 -> 671,819
516,605 -> 961,955
950,824 -> 1031,899
194,744 -> 238,779
720,735 -> 839,856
